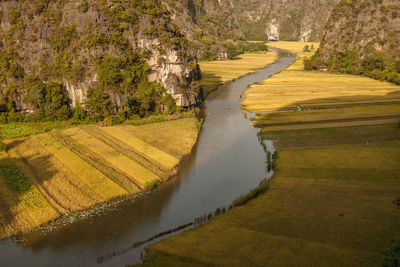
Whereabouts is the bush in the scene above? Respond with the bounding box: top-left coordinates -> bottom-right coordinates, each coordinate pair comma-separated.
232,180 -> 269,207
222,42 -> 243,60
382,240 -> 400,267
96,56 -> 124,90
246,42 -> 269,52
0,141 -> 7,152
78,0 -> 89,13
85,87 -> 113,121
9,10 -> 21,25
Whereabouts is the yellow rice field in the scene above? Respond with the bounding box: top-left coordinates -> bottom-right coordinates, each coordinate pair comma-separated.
200,52 -> 278,95
0,118 -> 199,239
242,72 -> 400,113
268,41 -> 319,70
242,42 -> 400,134
101,127 -> 179,170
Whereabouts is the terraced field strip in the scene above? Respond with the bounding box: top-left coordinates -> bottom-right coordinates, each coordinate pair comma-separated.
38,134 -> 128,201
243,82 -> 400,113
5,137 -> 100,213
199,52 -> 278,94
242,67 -> 400,114
254,105 -> 400,127
50,132 -> 140,194
0,152 -> 59,232
260,117 -> 400,133
80,126 -> 166,178
261,124 -> 400,150
101,126 -> 179,170
65,128 -> 159,188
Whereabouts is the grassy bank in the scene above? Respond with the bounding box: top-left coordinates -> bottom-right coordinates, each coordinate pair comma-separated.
138,42 -> 400,266
199,51 -> 278,96
0,118 -> 200,240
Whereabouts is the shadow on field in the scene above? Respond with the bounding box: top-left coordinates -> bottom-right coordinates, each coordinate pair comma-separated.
23,136 -> 201,250
255,92 -> 400,149
0,149 -> 58,237
202,72 -> 223,97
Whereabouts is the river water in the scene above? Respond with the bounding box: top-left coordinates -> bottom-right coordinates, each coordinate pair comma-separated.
0,49 -> 295,267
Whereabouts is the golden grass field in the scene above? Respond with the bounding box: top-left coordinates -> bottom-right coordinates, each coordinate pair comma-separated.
241,42 -> 400,132
138,42 -> 400,266
199,52 -> 278,95
141,139 -> 400,266
0,118 -> 199,239
268,41 -> 319,71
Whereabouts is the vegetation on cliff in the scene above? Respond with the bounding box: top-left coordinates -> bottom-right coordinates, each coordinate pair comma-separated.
307,0 -> 400,85
0,0 -> 202,123
234,0 -> 337,41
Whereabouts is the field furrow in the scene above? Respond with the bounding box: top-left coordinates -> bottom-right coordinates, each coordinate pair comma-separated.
260,118 -> 400,133
6,138 -> 99,213
64,128 -> 160,188
100,126 -> 179,170
255,115 -> 400,128
50,132 -> 141,193
120,119 -> 200,159
38,134 -> 128,201
80,126 -> 167,178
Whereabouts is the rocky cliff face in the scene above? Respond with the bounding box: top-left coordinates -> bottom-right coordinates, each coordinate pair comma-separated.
308,0 -> 400,85
0,0 -> 202,112
234,0 -> 338,41
162,0 -> 245,60
313,0 -> 400,68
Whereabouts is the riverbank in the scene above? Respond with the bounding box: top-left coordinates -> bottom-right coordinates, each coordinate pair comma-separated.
137,42 -> 400,266
0,117 -> 200,240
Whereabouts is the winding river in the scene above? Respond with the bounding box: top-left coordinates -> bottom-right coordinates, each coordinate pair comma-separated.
0,49 -> 295,267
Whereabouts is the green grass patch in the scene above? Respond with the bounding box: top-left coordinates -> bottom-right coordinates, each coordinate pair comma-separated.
144,180 -> 161,190
382,240 -> 400,267
0,159 -> 32,193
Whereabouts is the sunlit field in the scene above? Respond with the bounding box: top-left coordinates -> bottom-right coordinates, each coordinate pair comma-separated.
200,52 -> 278,95
268,41 -> 319,70
0,118 -> 199,239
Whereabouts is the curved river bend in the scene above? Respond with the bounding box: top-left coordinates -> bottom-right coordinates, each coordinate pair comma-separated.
0,49 -> 295,267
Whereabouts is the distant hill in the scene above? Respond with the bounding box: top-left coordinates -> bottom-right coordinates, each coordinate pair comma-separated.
163,0 -> 338,59
163,0 -> 246,60
234,0 -> 337,42
308,0 -> 400,85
